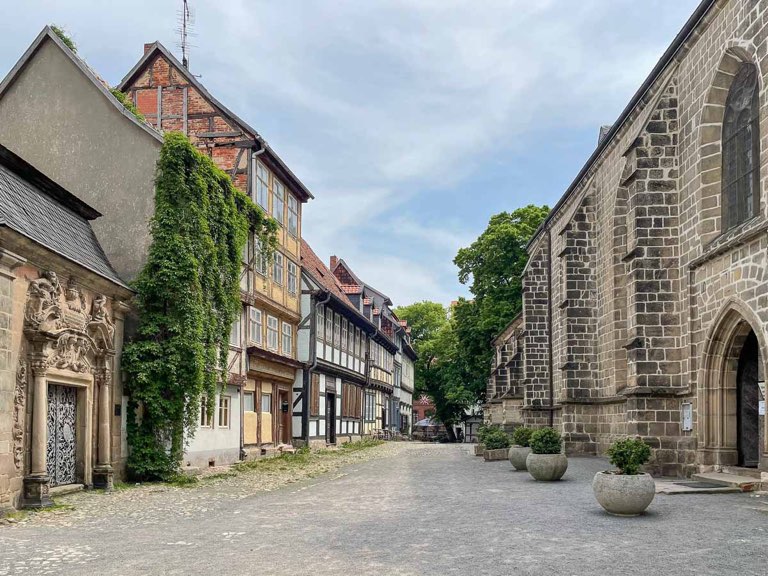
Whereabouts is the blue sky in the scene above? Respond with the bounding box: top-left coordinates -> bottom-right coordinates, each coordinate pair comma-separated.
0,0 -> 701,306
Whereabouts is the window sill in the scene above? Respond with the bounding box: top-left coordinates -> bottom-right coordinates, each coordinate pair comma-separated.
690,216 -> 768,270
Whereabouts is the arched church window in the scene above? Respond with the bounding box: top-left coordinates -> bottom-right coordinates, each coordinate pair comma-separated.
722,63 -> 760,230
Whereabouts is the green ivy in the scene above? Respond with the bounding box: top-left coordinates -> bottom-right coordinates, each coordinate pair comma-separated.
123,132 -> 277,480
109,88 -> 147,123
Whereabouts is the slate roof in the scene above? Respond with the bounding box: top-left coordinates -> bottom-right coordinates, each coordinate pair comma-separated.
0,144 -> 127,288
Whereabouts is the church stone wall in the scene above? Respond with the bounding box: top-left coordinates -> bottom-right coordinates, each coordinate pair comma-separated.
517,0 -> 768,476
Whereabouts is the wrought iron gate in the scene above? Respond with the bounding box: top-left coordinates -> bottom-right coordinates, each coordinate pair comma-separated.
46,384 -> 77,486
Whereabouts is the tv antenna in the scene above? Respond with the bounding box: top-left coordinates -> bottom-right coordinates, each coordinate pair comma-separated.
176,0 -> 196,69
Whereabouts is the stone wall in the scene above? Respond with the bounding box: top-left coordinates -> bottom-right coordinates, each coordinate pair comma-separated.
515,0 -> 768,476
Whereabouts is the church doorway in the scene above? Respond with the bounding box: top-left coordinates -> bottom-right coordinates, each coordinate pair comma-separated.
737,331 -> 761,467
47,383 -> 78,486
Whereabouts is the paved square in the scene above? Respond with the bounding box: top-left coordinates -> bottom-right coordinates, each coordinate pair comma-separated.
0,443 -> 766,575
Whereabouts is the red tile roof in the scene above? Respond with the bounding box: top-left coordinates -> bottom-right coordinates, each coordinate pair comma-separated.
363,298 -> 372,305
339,284 -> 362,294
300,239 -> 356,308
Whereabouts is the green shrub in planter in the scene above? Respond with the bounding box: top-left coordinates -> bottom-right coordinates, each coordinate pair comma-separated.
511,427 -> 533,448
606,437 -> 651,475
482,427 -> 511,450
529,427 -> 562,454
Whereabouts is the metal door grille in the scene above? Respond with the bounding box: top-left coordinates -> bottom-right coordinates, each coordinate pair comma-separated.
46,384 -> 77,486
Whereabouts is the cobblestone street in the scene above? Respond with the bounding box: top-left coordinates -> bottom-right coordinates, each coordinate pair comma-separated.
1,443 -> 767,575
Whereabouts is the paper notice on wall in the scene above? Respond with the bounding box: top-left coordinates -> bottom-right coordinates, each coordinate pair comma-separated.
760,400 -> 766,416
759,381 -> 766,400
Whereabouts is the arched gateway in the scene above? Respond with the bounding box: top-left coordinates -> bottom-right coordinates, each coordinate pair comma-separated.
699,302 -> 767,470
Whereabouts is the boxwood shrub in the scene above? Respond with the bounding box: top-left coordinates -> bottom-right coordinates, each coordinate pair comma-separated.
511,426 -> 533,448
607,437 -> 651,475
529,427 -> 562,455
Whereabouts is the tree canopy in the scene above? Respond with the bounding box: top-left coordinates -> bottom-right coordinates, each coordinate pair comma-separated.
396,204 -> 548,440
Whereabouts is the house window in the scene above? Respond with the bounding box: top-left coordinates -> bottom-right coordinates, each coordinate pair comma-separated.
261,393 -> 272,413
341,319 -> 348,352
334,315 -> 341,347
325,310 -> 333,343
310,374 -> 320,416
272,179 -> 285,224
267,315 -> 279,350
273,252 -> 284,285
723,63 -> 760,230
288,194 -> 299,237
282,322 -> 293,357
254,161 -> 269,210
249,308 -> 263,345
200,397 -> 212,427
244,392 -> 255,412
229,312 -> 241,348
287,261 -> 297,295
317,305 -> 325,340
218,396 -> 231,428
254,239 -> 267,276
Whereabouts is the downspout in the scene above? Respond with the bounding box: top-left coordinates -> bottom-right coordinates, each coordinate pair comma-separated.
304,290 -> 331,445
547,227 -> 554,427
240,146 -> 266,460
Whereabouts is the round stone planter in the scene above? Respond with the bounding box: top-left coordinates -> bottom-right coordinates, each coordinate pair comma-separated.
525,453 -> 568,481
508,446 -> 531,470
592,471 -> 655,516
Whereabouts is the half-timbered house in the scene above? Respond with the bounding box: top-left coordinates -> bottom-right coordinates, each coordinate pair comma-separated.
118,41 -> 314,459
295,240 -> 371,446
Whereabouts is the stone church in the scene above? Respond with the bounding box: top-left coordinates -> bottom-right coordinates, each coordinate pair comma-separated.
487,0 -> 768,477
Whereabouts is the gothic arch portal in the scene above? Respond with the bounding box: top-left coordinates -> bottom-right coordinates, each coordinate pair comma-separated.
698,298 -> 768,469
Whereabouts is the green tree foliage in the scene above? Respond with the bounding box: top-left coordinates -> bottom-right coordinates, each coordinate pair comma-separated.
123,132 -> 277,479
452,205 -> 549,402
607,438 -> 651,475
395,302 -> 471,441
51,25 -> 77,53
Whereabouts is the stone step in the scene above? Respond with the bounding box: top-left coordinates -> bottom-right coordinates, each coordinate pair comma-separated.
692,472 -> 762,492
49,483 -> 84,497
722,466 -> 763,479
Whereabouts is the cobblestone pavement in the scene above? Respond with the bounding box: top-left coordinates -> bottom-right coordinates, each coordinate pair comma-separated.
1,443 -> 767,575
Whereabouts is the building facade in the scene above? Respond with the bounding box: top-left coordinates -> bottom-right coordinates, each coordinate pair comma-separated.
295,240 -> 371,447
485,314 -> 524,435
118,41 -> 314,461
503,0 -> 768,477
0,143 -> 132,509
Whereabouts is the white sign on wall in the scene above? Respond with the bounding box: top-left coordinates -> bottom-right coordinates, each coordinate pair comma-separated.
680,402 -> 693,432
760,400 -> 766,416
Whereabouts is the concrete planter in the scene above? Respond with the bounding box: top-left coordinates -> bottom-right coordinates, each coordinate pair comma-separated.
508,446 -> 531,470
483,448 -> 509,461
592,471 -> 655,516
526,453 -> 568,481
473,444 -> 486,456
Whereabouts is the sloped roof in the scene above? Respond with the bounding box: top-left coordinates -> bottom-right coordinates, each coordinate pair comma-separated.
0,144 -> 127,288
0,26 -> 162,144
118,41 -> 313,201
300,238 -> 356,306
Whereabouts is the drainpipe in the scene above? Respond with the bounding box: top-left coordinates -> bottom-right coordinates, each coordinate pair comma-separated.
304,290 -> 331,445
547,227 -> 554,427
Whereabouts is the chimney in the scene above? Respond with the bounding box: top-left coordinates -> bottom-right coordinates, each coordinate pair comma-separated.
330,256 -> 338,270
144,43 -> 155,55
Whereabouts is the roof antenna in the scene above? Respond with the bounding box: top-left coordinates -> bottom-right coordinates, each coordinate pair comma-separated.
176,0 -> 195,69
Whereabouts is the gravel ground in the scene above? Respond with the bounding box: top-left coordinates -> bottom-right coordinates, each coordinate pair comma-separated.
0,443 -> 767,575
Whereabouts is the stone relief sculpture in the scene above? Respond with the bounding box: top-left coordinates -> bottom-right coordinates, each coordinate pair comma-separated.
24,270 -> 62,330
13,358 -> 27,471
23,270 -> 115,373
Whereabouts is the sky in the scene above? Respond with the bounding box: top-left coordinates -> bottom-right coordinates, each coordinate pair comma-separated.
0,0 -> 701,306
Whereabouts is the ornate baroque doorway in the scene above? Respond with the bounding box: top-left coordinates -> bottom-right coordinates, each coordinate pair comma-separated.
46,383 -> 78,486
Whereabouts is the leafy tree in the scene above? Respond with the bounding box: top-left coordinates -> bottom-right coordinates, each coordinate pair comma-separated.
395,302 -> 471,441
452,205 -> 549,402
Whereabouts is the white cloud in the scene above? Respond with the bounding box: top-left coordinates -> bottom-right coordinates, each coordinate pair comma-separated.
0,0 -> 701,306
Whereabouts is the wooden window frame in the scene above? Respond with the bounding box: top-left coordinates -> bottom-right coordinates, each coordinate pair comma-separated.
267,315 -> 279,351
250,307 -> 263,345
218,395 -> 231,428
282,321 -> 293,357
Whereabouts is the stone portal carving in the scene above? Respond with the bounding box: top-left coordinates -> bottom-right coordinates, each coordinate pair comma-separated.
13,358 -> 27,471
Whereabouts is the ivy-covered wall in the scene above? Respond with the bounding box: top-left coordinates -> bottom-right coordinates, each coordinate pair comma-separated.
124,132 -> 276,479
